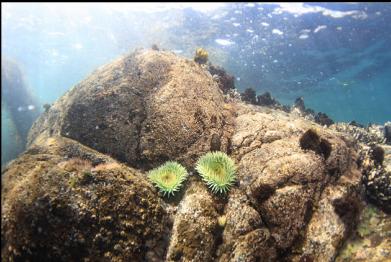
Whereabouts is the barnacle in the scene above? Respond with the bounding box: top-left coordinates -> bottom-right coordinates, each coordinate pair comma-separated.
148,161 -> 188,197
196,151 -> 236,194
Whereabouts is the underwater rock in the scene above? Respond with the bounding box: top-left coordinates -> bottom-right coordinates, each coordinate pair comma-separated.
256,92 -> 290,113
256,91 -> 276,106
371,145 -> 385,165
28,49 -> 234,170
216,190 -> 277,261
292,166 -> 363,262
1,59 -> 40,166
151,44 -> 159,51
207,64 -> 235,94
1,106 -> 25,169
227,102 -> 363,260
291,96 -> 314,120
165,179 -> 219,261
315,112 -> 334,127
331,121 -> 390,213
2,49 -> 382,261
349,120 -> 365,128
1,136 -> 169,261
291,97 -> 335,127
336,204 -> 391,262
240,88 -> 257,105
331,122 -> 387,145
229,89 -> 290,114
367,124 -> 387,144
43,103 -> 52,113
293,96 -> 306,113
385,121 -> 391,144
360,144 -> 391,213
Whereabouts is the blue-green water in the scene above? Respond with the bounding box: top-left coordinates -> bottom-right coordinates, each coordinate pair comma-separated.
2,3 -> 391,166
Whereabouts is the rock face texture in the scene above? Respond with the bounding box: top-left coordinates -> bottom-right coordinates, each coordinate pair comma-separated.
166,179 -> 220,261
336,204 -> 391,262
215,104 -> 363,262
28,50 -> 233,170
2,49 -> 385,261
1,137 -> 169,261
330,123 -> 391,213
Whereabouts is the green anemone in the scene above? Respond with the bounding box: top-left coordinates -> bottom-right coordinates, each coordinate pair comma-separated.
196,151 -> 236,194
148,161 -> 188,197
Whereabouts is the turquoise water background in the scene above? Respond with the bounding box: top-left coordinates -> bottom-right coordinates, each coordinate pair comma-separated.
2,3 -> 391,165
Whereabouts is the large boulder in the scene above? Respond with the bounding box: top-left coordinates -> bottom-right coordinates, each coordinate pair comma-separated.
2,49 -> 375,261
1,59 -> 40,167
28,49 -> 233,170
1,136 -> 168,261
214,103 -> 363,261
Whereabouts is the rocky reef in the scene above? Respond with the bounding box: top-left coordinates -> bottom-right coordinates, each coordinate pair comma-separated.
336,203 -> 391,262
2,49 -> 390,261
330,122 -> 391,214
1,59 -> 41,167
